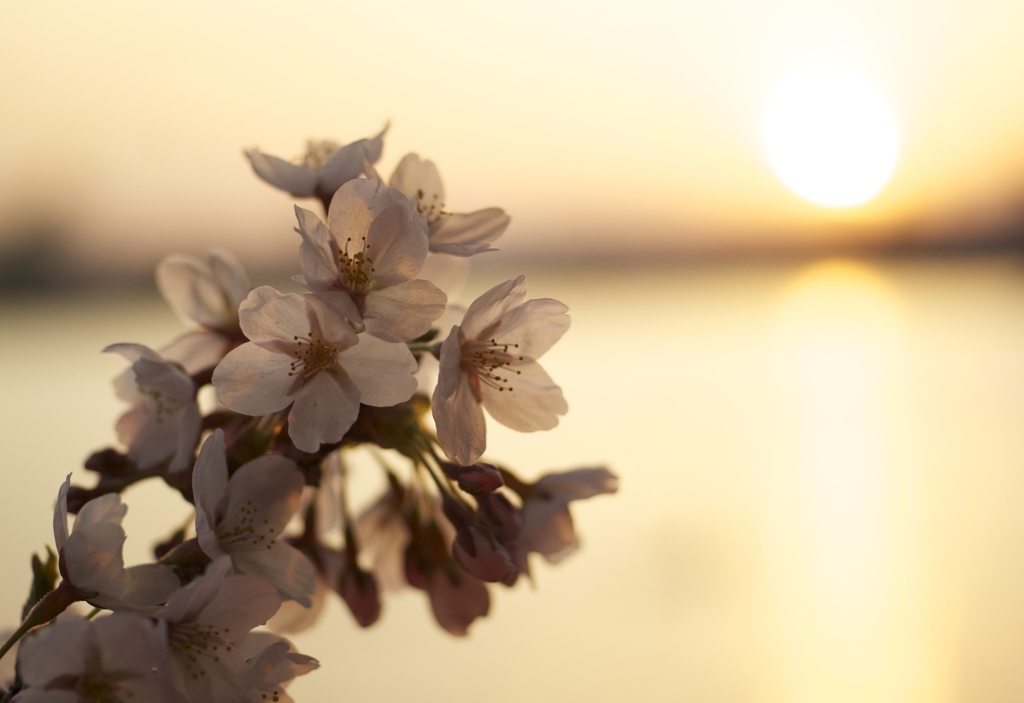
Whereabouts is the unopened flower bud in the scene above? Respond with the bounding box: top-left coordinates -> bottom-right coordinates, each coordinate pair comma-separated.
441,461 -> 504,495
338,564 -> 382,628
452,525 -> 517,584
404,545 -> 430,591
477,492 -> 522,546
440,494 -> 475,532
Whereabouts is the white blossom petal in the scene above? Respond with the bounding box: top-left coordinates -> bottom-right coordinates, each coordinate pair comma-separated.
389,153 -> 444,205
433,332 -> 488,465
156,251 -> 248,330
213,343 -> 299,415
287,370 -> 361,452
317,123 -> 387,194
362,200 -> 429,287
160,329 -> 233,375
194,431 -> 229,560
337,334 -> 418,407
53,474 -> 71,553
479,361 -> 568,432
245,150 -> 318,197
487,297 -> 570,359
231,542 -> 318,608
429,208 -> 510,255
362,279 -> 447,342
459,276 -> 528,339
294,205 -> 340,291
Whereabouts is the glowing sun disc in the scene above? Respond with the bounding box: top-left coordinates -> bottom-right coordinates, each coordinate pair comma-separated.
765,67 -> 898,208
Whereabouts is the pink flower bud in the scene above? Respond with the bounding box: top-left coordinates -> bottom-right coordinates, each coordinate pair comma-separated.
338,565 -> 382,628
452,525 -> 517,585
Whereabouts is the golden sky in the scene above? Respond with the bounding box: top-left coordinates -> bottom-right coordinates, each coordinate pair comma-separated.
2,0 -> 1023,270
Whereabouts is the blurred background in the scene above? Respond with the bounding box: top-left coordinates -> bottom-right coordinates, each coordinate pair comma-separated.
3,1 -> 1024,701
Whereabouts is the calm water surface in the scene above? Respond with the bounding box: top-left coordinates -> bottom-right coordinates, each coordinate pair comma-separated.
3,256 -> 1024,702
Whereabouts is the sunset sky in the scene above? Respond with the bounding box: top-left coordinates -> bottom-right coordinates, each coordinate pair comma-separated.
2,0 -> 1024,273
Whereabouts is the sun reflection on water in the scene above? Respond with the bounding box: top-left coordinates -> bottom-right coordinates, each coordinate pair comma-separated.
769,260 -> 948,703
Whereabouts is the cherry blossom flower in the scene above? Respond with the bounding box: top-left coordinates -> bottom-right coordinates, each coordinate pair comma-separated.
355,483 -> 492,635
54,476 -> 179,610
156,249 -> 251,374
516,467 -> 619,572
403,511 -> 491,636
245,124 -> 388,201
236,632 -> 319,703
432,275 -> 570,465
389,153 -> 511,256
106,343 -> 201,473
192,431 -> 317,606
156,557 -> 282,702
212,286 -> 419,452
294,177 -> 447,342
14,613 -> 186,703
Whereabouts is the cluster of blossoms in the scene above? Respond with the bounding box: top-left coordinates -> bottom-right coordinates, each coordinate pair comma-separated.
0,125 -> 617,702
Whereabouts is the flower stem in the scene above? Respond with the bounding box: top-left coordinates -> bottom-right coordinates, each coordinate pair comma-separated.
0,580 -> 77,663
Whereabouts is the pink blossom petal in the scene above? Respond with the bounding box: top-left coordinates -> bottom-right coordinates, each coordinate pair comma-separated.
389,153 -> 445,205
156,252 -> 247,330
231,542 -> 318,608
93,564 -> 179,609
173,569 -> 281,638
492,297 -> 570,359
213,343 -> 298,416
245,150 -> 318,197
363,200 -> 429,287
480,361 -> 567,432
338,335 -> 418,407
237,287 -> 319,350
536,467 -> 620,501
224,455 -> 305,538
208,249 -> 252,314
64,522 -> 129,596
305,293 -> 360,346
104,342 -> 162,365
294,206 -> 340,291
193,431 -> 229,559
520,503 -> 578,563
326,179 -> 386,243
317,123 -> 387,194
362,279 -> 447,342
53,475 -> 71,553
287,371 -> 361,452
18,617 -> 90,686
429,208 -> 510,255
74,493 -> 126,529
160,329 -> 232,375
428,571 -> 489,637
433,369 -> 488,466
459,276 -> 528,339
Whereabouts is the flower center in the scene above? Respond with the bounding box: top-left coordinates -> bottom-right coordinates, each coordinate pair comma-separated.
462,338 -> 523,393
73,672 -> 124,703
289,331 -> 337,381
336,237 -> 376,293
169,621 -> 234,679
415,188 -> 447,224
141,387 -> 178,424
217,498 -> 279,551
298,140 -> 340,171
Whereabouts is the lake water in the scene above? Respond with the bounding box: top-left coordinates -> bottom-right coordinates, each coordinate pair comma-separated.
3,255 -> 1024,702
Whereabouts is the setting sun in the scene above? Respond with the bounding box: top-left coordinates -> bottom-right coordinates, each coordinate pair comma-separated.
765,67 -> 899,209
